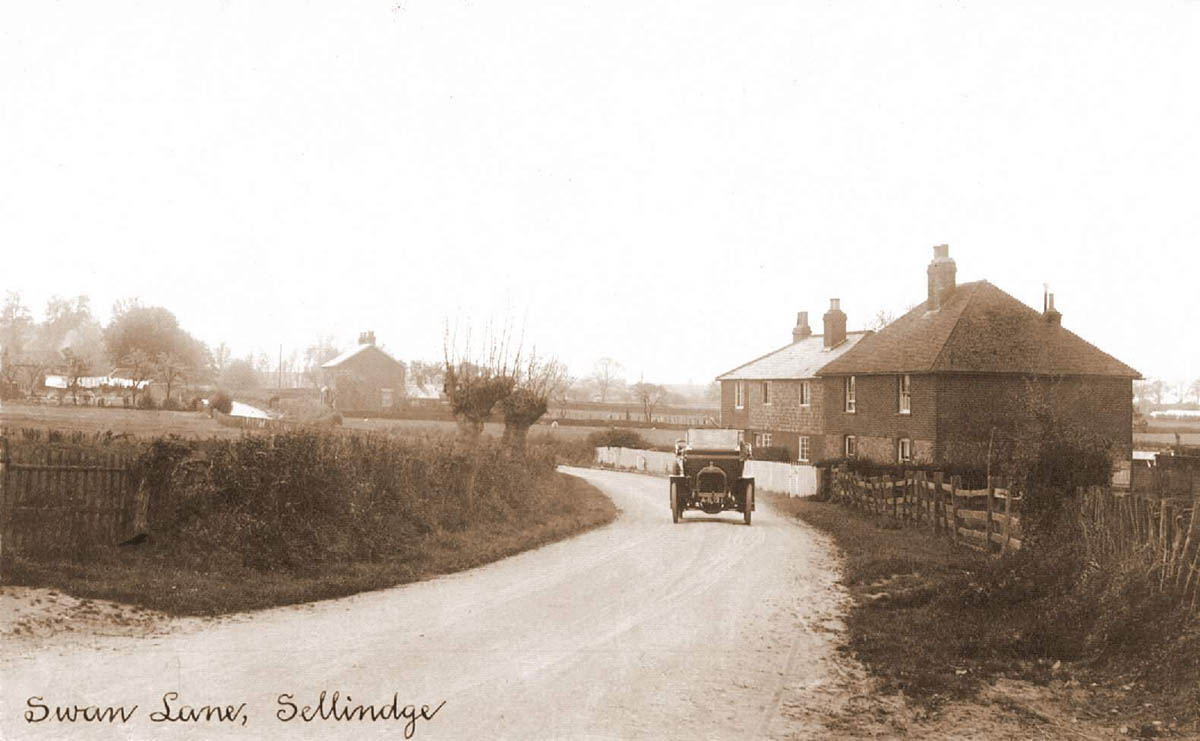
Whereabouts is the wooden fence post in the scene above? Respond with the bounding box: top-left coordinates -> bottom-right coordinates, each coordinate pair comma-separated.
934,472 -> 945,537
1000,479 -> 1013,556
950,475 -> 961,544
0,436 -> 7,581
986,476 -> 995,553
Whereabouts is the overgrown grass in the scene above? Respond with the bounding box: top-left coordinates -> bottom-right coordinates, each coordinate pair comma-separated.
8,430 -> 617,615
769,493 -> 1200,729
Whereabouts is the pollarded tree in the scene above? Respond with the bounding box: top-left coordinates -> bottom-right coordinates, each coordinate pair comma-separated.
442,322 -> 520,439
499,355 -> 568,451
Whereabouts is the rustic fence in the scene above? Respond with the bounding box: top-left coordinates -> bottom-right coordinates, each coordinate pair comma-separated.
830,468 -> 1024,553
0,436 -> 146,577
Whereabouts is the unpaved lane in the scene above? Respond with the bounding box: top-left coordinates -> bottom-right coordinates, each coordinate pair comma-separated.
0,468 -> 853,739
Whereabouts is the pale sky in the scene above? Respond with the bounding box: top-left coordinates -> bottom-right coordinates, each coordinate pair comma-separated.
3,1 -> 1198,385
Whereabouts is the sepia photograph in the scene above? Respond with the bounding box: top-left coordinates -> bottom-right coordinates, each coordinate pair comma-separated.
2,1 -> 1199,738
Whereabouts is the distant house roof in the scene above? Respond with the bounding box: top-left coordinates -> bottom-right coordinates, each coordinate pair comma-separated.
717,331 -> 871,381
817,281 -> 1140,378
321,343 -> 404,370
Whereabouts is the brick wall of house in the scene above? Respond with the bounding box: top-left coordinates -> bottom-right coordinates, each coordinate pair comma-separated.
721,378 -> 828,461
935,374 -> 1133,468
821,374 -> 937,465
720,380 -> 749,431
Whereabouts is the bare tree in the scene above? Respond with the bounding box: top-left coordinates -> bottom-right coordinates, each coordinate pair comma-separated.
499,354 -> 569,450
631,381 -> 666,423
591,357 -> 623,403
867,309 -> 896,332
442,321 -> 518,439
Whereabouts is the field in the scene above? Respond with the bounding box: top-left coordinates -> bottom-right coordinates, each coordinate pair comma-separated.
0,401 -> 685,447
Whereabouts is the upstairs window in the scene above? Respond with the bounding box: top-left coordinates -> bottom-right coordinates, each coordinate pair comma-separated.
799,380 -> 811,407
844,376 -> 856,413
897,437 -> 912,463
844,434 -> 857,458
898,374 -> 911,415
734,381 -> 745,409
762,381 -> 772,405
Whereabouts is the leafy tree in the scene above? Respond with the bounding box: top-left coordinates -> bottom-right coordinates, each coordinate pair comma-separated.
220,358 -> 259,390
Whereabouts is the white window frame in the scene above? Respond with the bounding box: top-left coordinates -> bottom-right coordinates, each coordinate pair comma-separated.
798,436 -> 810,462
734,381 -> 745,409
844,434 -> 857,458
381,387 -> 394,408
844,376 -> 856,413
762,381 -> 771,405
799,380 -> 811,407
755,432 -> 772,448
898,374 -> 911,415
898,437 -> 912,463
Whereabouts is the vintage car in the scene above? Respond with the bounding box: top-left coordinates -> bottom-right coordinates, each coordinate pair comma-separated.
669,428 -> 755,525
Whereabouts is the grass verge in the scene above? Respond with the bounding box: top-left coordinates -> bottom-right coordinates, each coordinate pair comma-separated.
765,492 -> 1200,734
10,472 -> 616,616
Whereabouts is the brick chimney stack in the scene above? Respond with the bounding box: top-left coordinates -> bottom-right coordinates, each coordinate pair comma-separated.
1044,293 -> 1062,326
823,299 -> 847,348
792,311 -> 812,343
359,330 -> 376,346
926,244 -> 957,310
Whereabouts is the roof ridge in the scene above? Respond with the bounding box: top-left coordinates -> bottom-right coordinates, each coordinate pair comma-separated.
716,341 -> 799,379
927,281 -> 984,372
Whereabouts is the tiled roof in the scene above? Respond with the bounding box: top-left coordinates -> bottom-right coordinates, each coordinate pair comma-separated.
817,281 -> 1140,378
717,332 -> 871,381
321,344 -> 403,370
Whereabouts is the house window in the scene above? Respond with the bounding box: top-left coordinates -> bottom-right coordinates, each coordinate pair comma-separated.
844,435 -> 857,458
734,381 -> 745,409
381,388 -> 394,408
898,374 -> 911,415
897,437 -> 912,463
799,380 -> 811,407
755,432 -> 772,448
844,376 -> 856,413
762,381 -> 771,405
798,436 -> 810,462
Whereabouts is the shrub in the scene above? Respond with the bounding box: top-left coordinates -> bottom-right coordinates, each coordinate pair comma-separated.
585,427 -> 650,449
755,445 -> 792,462
136,394 -> 157,410
208,390 -> 233,415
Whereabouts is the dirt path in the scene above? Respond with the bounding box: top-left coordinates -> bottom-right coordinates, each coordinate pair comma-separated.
0,468 -> 1119,739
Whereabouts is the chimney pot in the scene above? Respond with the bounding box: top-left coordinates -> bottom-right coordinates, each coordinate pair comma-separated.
1044,294 -> 1062,326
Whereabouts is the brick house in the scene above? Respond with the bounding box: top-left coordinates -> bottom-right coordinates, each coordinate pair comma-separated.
320,331 -> 406,415
816,246 -> 1140,469
717,302 -> 870,462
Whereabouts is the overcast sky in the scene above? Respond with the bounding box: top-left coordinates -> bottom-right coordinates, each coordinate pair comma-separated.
3,1 -> 1197,386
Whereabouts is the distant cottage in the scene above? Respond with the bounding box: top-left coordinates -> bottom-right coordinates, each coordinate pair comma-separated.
719,246 -> 1139,470
321,331 -> 406,415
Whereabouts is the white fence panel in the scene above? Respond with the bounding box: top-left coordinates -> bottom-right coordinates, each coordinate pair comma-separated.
594,447 -> 821,496
745,461 -> 821,497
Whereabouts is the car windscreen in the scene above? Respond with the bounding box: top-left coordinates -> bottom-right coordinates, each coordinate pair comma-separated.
686,429 -> 740,451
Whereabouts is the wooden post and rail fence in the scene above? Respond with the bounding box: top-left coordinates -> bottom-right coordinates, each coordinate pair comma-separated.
829,467 -> 1024,553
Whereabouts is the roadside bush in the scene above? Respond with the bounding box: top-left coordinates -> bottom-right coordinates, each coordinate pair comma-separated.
141,430 -> 563,573
136,394 -> 157,410
208,390 -> 233,415
585,427 -> 650,450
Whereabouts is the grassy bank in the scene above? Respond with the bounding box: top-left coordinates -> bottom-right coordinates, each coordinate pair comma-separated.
7,431 -> 617,615
767,493 -> 1200,733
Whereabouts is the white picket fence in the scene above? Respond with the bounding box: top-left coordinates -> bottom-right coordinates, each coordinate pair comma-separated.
593,447 -> 821,497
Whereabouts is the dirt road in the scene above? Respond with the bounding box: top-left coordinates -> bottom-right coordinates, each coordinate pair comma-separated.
0,468 -> 1089,739
1,468 -> 857,739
